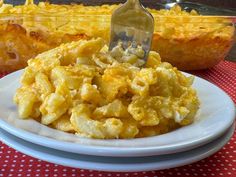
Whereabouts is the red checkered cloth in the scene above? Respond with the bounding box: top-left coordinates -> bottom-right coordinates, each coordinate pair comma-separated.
1,61 -> 236,177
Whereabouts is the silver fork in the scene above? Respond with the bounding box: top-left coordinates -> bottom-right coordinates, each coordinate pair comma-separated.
109,0 -> 154,62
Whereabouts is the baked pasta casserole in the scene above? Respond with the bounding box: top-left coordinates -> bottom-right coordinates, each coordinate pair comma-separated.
14,38 -> 200,139
0,0 -> 234,72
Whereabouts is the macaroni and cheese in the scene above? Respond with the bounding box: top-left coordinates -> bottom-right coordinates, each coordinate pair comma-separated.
0,1 -> 234,72
14,38 -> 200,139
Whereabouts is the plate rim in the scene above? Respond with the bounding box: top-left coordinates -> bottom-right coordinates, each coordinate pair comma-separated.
0,69 -> 235,157
0,124 -> 235,172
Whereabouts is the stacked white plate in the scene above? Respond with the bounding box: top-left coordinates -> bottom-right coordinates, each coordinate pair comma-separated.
0,70 -> 235,172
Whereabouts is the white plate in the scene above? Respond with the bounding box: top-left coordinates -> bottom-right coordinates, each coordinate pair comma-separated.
0,124 -> 234,172
0,70 -> 235,157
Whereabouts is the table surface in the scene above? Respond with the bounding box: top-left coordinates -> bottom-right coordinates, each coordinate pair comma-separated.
0,60 -> 236,177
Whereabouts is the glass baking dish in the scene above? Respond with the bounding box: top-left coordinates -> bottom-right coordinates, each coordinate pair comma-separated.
0,0 -> 235,72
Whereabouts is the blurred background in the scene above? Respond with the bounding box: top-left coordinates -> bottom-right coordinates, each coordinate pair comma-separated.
4,0 -> 236,61
4,0 -> 236,9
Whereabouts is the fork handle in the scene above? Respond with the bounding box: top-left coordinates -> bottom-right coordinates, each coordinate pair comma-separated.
126,0 -> 142,8
127,0 -> 140,3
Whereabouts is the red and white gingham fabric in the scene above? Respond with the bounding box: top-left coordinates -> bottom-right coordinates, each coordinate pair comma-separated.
0,61 -> 236,177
